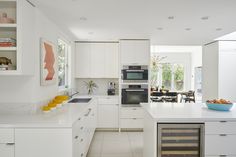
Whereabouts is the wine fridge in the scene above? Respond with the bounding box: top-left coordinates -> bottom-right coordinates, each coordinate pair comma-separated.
157,124 -> 204,157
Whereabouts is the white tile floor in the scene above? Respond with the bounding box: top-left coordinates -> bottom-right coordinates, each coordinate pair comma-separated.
87,131 -> 143,157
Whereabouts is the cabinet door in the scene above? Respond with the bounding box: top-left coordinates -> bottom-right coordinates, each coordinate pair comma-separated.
120,40 -> 150,65
105,43 -> 119,78
133,40 -> 150,65
90,43 -> 105,78
120,40 -> 135,65
0,144 -> 14,157
98,104 -> 119,128
75,43 -> 91,78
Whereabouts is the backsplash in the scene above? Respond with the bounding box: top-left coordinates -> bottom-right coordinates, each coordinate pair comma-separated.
75,78 -> 119,95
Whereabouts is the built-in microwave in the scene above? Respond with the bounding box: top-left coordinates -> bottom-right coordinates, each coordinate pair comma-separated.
122,65 -> 148,82
122,84 -> 148,105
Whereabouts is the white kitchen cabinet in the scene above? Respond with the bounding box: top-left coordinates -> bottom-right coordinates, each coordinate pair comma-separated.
0,0 -> 35,75
15,100 -> 97,157
120,107 -> 144,129
0,144 -> 14,157
105,43 -> 119,78
0,128 -> 14,157
97,97 -> 119,128
120,39 -> 150,65
75,43 -> 91,78
205,135 -> 236,155
75,42 -> 119,78
90,43 -> 106,78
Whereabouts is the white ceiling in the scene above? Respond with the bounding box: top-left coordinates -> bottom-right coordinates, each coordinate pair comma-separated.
34,0 -> 236,45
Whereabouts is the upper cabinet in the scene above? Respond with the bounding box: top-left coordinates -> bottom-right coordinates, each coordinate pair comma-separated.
0,0 -> 35,75
75,42 -> 119,78
120,39 -> 150,65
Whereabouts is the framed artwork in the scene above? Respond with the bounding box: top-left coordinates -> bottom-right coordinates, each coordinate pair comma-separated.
40,38 -> 57,86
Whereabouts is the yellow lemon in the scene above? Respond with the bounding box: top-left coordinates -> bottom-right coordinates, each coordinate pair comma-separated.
42,106 -> 51,111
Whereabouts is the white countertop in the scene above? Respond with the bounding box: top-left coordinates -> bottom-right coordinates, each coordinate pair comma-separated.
0,98 -> 95,128
142,103 -> 236,122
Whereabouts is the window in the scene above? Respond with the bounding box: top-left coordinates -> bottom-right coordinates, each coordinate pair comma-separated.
151,62 -> 185,91
58,39 -> 69,88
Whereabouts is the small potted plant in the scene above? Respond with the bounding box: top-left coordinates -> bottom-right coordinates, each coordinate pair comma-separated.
84,80 -> 98,95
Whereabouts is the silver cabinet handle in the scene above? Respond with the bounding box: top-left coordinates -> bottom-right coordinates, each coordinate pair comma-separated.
78,117 -> 81,121
80,126 -> 84,130
133,108 -> 137,110
80,138 -> 83,142
74,136 -> 79,139
6,143 -> 15,146
219,155 -> 227,157
132,118 -> 137,120
220,121 -> 227,123
219,134 -> 227,136
84,108 -> 92,116
81,153 -> 84,157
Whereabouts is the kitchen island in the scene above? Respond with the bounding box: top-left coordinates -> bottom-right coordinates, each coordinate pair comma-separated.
0,97 -> 97,157
142,103 -> 236,157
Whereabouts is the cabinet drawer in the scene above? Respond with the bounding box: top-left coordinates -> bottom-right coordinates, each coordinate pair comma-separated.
0,144 -> 14,157
120,118 -> 143,128
120,108 -> 143,118
205,122 -> 236,134
98,97 -> 118,105
205,135 -> 236,155
0,129 -> 14,143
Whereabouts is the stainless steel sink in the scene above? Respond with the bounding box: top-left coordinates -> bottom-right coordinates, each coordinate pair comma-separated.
68,98 -> 91,103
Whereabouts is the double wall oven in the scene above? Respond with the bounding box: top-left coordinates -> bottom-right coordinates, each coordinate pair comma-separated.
121,84 -> 148,105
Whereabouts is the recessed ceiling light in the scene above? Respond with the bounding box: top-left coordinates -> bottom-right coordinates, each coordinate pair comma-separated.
88,32 -> 94,35
168,16 -> 174,20
79,17 -> 87,21
156,27 -> 163,30
185,28 -> 191,31
201,16 -> 209,20
216,28 -> 222,31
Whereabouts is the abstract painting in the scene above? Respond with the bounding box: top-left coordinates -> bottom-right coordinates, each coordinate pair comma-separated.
40,39 -> 57,86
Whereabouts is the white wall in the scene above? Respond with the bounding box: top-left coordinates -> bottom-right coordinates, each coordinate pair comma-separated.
151,46 -> 202,91
202,42 -> 219,101
218,41 -> 236,102
0,8 -> 73,104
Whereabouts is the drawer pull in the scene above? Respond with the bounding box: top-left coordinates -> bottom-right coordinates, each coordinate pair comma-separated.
220,121 -> 227,123
219,134 -> 227,136
80,127 -> 84,130
80,138 -> 83,142
219,155 -> 227,157
78,118 -> 81,121
84,108 -> 92,116
74,136 -> 79,139
6,143 -> 15,146
132,118 -> 137,120
133,108 -> 137,110
81,153 -> 84,157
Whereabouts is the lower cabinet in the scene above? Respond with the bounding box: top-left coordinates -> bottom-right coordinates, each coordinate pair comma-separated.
205,121 -> 236,156
0,144 -> 14,157
120,107 -> 144,129
97,97 -> 119,129
14,100 -> 97,157
0,129 -> 14,157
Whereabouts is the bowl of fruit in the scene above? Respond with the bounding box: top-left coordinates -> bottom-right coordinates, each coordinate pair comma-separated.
206,99 -> 233,111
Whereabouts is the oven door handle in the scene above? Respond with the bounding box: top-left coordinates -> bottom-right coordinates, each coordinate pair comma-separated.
126,70 -> 145,72
125,89 -> 145,92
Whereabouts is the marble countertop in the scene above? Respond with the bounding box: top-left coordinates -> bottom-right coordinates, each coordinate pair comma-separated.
0,98 -> 95,128
141,103 -> 236,122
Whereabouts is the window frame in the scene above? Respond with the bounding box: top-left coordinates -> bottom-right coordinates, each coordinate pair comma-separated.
57,39 -> 70,91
